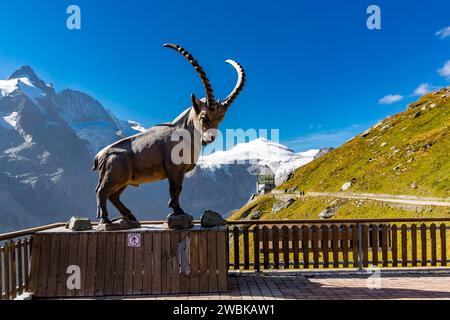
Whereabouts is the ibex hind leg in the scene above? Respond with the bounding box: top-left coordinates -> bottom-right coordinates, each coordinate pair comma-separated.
96,153 -> 132,223
167,170 -> 186,215
109,186 -> 137,222
96,185 -> 111,224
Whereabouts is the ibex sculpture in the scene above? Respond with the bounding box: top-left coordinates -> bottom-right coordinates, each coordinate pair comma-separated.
93,44 -> 246,227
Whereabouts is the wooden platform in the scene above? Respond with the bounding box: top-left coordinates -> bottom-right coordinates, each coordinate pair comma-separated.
28,225 -> 228,298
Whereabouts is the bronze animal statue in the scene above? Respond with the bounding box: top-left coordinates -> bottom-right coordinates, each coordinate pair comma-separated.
92,44 -> 246,225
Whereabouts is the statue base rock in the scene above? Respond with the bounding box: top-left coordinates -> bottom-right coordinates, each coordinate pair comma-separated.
66,216 -> 92,231
167,212 -> 194,230
200,209 -> 227,228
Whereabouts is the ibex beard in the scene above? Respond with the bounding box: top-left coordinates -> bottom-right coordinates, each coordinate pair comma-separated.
92,44 -> 246,224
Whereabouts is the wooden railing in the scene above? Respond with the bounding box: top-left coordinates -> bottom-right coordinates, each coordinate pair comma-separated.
2,218 -> 450,299
0,223 -> 65,300
226,218 -> 450,271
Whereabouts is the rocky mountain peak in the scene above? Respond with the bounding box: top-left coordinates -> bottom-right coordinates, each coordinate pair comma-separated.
55,88 -> 112,122
9,65 -> 37,79
8,65 -> 48,92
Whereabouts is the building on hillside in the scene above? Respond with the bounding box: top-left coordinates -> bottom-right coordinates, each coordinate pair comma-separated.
256,165 -> 275,194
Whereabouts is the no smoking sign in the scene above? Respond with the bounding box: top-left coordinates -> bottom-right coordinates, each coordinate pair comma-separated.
127,233 -> 141,247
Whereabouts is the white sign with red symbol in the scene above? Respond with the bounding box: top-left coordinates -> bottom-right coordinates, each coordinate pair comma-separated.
127,233 -> 141,247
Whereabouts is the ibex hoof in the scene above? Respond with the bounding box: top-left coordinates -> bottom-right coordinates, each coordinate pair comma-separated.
99,217 -> 111,224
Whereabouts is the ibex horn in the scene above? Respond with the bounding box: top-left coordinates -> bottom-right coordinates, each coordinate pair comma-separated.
221,59 -> 246,110
163,43 -> 215,106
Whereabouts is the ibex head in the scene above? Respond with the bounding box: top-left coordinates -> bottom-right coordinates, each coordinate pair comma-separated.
163,43 -> 246,145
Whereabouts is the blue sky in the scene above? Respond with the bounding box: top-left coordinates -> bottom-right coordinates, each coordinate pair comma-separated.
0,0 -> 449,150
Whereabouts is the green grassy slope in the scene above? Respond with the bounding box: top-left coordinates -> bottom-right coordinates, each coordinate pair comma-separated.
283,89 -> 450,197
230,88 -> 450,220
229,194 -> 450,221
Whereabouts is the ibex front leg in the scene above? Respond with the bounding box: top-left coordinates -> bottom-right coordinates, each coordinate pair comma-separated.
167,170 -> 186,215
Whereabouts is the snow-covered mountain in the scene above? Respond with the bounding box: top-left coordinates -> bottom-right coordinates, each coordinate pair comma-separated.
199,138 -> 317,180
0,66 -> 318,232
0,66 -> 145,232
176,139 -> 318,216
0,66 -> 96,232
54,89 -> 144,155
1,66 -> 144,155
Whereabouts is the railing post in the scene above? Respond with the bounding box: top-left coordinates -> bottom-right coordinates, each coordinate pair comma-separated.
233,226 -> 240,270
253,226 -> 260,272
358,223 -> 363,270
225,226 -> 230,270
4,242 -> 10,300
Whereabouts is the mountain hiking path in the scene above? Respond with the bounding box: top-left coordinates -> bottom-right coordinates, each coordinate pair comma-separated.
272,190 -> 450,207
